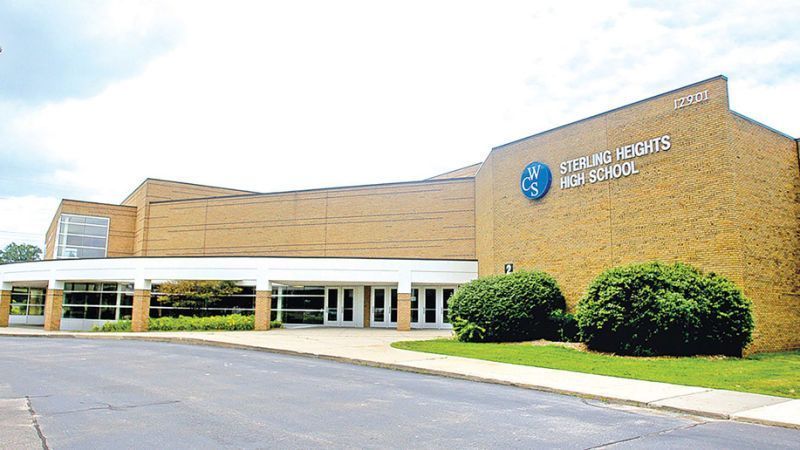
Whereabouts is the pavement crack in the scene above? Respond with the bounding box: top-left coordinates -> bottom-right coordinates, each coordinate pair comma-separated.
25,396 -> 50,450
50,399 -> 181,416
584,420 -> 711,449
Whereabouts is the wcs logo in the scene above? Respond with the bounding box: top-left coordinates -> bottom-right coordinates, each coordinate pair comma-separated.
520,161 -> 552,200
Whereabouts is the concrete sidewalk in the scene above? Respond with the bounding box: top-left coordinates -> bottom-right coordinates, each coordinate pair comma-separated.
2,326 -> 798,430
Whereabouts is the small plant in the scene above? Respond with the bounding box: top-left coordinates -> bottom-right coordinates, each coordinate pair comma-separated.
452,318 -> 485,342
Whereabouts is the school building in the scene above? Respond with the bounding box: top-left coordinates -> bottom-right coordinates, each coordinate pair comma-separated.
1,75 -> 798,353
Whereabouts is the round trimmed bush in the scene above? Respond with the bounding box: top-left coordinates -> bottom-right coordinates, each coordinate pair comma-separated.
577,262 -> 753,356
449,270 -> 566,342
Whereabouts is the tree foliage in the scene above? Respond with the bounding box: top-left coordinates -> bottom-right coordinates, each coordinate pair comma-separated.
0,242 -> 42,263
155,280 -> 243,309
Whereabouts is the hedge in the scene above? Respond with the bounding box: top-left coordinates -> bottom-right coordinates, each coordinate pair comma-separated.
92,314 -> 283,332
577,262 -> 753,356
448,270 -> 567,342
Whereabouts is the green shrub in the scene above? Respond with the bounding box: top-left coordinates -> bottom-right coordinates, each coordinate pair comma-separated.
92,315 -> 283,332
549,310 -> 580,342
449,270 -> 566,342
93,320 -> 132,332
577,262 -> 753,356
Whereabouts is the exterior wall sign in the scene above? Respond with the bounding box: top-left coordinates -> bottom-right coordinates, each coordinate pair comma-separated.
558,134 -> 671,190
520,162 -> 552,200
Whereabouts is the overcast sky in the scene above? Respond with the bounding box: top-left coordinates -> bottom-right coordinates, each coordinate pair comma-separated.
1,0 -> 798,249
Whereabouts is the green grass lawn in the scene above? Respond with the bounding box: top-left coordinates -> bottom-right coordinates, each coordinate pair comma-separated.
391,339 -> 800,399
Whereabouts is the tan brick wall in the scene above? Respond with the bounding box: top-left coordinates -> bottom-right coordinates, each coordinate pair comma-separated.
0,290 -> 10,327
44,201 -> 137,259
131,289 -> 151,332
474,76 -> 800,352
397,293 -> 411,331
122,179 -> 257,256
730,114 -> 800,352
143,179 -> 476,259
44,289 -> 63,331
255,290 -> 272,330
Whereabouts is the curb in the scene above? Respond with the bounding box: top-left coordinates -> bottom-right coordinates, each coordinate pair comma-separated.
2,332 -> 798,430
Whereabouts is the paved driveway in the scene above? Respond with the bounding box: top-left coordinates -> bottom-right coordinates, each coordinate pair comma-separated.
1,337 -> 799,449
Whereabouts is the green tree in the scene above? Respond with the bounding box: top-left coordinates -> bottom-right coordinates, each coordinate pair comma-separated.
0,242 -> 42,263
155,280 -> 242,311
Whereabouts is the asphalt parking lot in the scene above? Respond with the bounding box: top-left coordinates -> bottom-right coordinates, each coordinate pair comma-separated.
1,337 -> 798,449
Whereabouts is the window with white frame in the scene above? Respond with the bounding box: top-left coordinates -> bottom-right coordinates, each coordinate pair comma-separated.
55,214 -> 110,259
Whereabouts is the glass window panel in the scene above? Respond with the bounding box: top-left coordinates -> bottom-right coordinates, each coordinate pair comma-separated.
86,306 -> 102,320
100,293 -> 118,306
102,283 -> 118,292
86,293 -> 102,306
120,293 -> 133,306
63,223 -> 86,235
82,226 -> 107,237
10,305 -> 26,315
391,289 -> 398,322
99,307 -> 117,320
79,248 -> 106,258
373,289 -> 385,323
62,306 -> 87,319
443,288 -> 454,323
425,289 -> 436,323
119,307 -> 132,320
65,235 -> 83,246
84,217 -> 109,226
343,289 -> 354,322
27,305 -> 44,316
410,289 -> 419,323
327,289 -> 338,321
56,215 -> 109,259
82,237 -> 106,248
30,289 -> 45,305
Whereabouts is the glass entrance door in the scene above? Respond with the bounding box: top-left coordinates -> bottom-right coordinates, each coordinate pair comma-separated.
325,287 -> 355,326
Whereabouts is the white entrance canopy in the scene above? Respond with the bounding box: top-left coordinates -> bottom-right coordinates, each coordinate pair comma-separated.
0,256 -> 478,293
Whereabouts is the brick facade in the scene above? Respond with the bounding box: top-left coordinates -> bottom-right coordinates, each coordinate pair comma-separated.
474,76 -> 800,353
38,76 -> 799,352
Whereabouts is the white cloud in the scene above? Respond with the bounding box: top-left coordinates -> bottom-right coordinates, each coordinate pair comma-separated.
2,0 -> 799,240
0,196 -> 59,250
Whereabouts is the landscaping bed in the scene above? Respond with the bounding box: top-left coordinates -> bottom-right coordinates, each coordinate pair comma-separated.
92,314 -> 282,332
391,339 -> 800,399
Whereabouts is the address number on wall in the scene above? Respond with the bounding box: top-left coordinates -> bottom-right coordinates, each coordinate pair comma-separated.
674,89 -> 709,110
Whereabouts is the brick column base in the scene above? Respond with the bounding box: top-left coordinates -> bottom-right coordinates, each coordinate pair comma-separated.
397,293 -> 411,331
132,290 -> 151,332
0,290 -> 11,327
44,289 -> 63,331
255,290 -> 272,331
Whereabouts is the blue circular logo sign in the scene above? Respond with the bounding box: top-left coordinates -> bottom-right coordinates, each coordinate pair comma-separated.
520,161 -> 552,200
